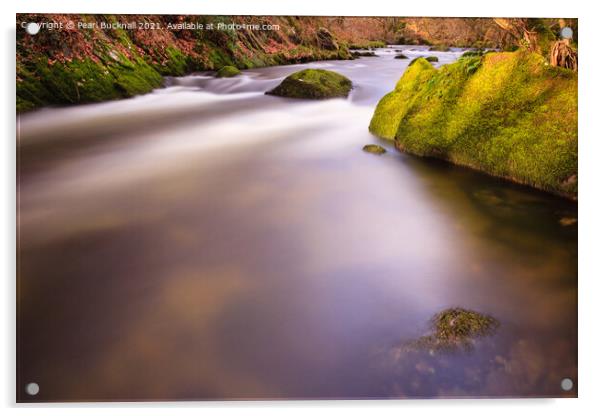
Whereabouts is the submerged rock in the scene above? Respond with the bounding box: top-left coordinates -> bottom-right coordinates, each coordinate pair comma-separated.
559,217 -> 577,226
429,45 -> 451,52
266,69 -> 352,99
394,53 -> 409,59
407,308 -> 500,352
362,144 -> 387,154
215,66 -> 241,78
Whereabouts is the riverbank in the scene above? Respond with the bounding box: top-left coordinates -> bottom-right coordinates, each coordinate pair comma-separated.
369,50 -> 578,199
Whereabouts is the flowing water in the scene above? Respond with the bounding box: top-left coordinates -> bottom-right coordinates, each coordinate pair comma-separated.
17,46 -> 577,401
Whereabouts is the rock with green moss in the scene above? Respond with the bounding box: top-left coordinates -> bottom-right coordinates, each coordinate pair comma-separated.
369,51 -> 577,198
215,66 -> 241,78
429,45 -> 451,52
407,308 -> 500,352
394,53 -> 409,59
352,51 -> 378,57
266,69 -> 352,99
425,56 -> 439,62
362,144 -> 387,154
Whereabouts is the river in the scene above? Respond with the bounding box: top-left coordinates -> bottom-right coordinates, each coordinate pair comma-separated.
17,46 -> 577,401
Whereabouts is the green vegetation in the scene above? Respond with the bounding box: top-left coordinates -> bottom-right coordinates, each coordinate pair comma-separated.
17,55 -> 163,111
362,144 -> 387,154
266,69 -> 352,99
215,66 -> 241,78
407,308 -> 499,352
369,51 -> 577,198
349,40 -> 387,49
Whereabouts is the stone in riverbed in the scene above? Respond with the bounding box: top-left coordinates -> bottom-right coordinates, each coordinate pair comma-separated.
394,53 -> 409,59
266,69 -> 352,99
429,45 -> 451,52
215,66 -> 241,78
362,144 -> 387,154
406,307 -> 500,352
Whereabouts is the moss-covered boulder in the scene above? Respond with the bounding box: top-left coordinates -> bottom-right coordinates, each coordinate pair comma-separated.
266,69 -> 352,99
407,308 -> 500,352
362,144 -> 387,154
369,51 -> 577,198
216,66 -> 241,78
425,56 -> 439,62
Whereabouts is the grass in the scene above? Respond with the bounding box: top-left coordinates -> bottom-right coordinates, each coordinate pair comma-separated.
369,50 -> 578,198
266,69 -> 352,99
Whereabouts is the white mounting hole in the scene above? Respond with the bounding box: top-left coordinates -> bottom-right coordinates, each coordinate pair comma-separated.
25,23 -> 40,36
560,378 -> 574,391
25,382 -> 39,396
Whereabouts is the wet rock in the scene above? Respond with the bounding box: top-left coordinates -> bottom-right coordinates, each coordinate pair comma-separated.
352,51 -> 378,57
266,69 -> 352,99
425,56 -> 439,62
394,53 -> 409,59
429,45 -> 451,52
215,66 -> 241,78
363,144 -> 387,154
406,308 -> 500,352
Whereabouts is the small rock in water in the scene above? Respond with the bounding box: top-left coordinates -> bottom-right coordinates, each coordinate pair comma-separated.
363,144 -> 387,155
559,217 -> 577,226
405,307 -> 500,353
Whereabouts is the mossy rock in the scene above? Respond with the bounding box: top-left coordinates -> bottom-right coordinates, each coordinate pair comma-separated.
429,45 -> 451,52
425,56 -> 439,62
407,308 -> 500,352
352,51 -> 378,57
266,69 -> 352,99
394,54 -> 409,59
216,66 -> 241,78
369,51 -> 577,198
362,144 -> 387,154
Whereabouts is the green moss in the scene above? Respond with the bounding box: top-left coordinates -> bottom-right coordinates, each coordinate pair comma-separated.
266,69 -> 352,99
349,40 -> 386,49
368,58 -> 435,139
425,56 -> 439,62
362,144 -> 387,154
407,308 -> 499,352
216,65 -> 241,78
369,51 -> 578,198
16,55 -> 163,110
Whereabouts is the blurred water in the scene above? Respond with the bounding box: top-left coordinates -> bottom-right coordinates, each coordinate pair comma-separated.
17,47 -> 577,401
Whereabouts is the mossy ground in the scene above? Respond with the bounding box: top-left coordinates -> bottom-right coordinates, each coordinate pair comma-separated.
369,51 -> 578,198
266,69 -> 352,99
215,66 -> 241,78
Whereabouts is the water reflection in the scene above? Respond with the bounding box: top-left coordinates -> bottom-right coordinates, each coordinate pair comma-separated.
17,47 -> 576,401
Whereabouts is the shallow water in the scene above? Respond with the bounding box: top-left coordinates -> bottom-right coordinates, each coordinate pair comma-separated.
17,46 -> 577,401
